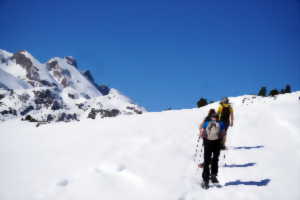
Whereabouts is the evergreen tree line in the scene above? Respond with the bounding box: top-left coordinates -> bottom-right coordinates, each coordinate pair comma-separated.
196,84 -> 292,108
257,84 -> 291,97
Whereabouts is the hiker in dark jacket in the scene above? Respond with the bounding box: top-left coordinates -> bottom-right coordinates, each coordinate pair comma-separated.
198,109 -> 217,131
200,112 -> 226,189
197,109 -> 217,168
217,97 -> 234,149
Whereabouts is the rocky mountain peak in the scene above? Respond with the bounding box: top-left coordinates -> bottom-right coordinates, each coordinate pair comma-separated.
65,56 -> 77,68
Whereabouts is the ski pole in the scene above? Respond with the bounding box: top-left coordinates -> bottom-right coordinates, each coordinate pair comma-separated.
193,136 -> 201,162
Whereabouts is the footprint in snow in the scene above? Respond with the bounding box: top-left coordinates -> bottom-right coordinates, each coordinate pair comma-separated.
94,163 -> 145,187
56,179 -> 69,187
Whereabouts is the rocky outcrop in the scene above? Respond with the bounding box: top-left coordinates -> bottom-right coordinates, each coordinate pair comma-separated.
11,51 -> 40,82
88,108 -> 120,119
1,107 -> 17,116
126,106 -> 143,114
57,112 -> 79,122
82,70 -> 95,85
65,56 -> 77,68
97,85 -> 110,95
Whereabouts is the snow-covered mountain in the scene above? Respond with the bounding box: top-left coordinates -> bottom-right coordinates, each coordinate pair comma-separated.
0,92 -> 299,200
0,49 -> 145,122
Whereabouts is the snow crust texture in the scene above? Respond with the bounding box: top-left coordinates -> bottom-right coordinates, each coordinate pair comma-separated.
0,92 -> 299,200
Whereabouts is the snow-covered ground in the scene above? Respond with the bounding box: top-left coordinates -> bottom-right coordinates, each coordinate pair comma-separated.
0,92 -> 300,200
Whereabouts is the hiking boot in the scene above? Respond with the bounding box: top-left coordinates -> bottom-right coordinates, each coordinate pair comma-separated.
201,181 -> 209,189
220,144 -> 227,150
210,175 -> 219,184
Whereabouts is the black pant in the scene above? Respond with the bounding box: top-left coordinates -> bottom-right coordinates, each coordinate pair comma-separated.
202,139 -> 221,182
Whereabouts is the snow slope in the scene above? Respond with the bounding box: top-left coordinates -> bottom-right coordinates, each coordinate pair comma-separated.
0,68 -> 32,89
0,92 -> 299,200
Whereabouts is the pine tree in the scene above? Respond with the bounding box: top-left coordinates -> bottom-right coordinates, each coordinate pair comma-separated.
269,89 -> 279,96
258,87 -> 267,97
197,98 -> 208,108
284,84 -> 291,93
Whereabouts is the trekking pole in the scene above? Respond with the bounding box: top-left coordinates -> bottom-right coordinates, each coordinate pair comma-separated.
197,145 -> 203,167
223,152 -> 227,167
193,135 -> 201,162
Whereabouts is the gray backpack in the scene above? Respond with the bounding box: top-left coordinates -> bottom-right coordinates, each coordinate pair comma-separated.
206,120 -> 221,140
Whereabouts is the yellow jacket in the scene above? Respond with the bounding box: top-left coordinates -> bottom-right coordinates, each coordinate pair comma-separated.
217,103 -> 233,121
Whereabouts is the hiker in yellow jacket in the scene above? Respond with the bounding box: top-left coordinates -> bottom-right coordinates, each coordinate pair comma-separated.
217,97 -> 234,149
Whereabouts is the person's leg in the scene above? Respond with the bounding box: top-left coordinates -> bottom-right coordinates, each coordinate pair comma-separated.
211,140 -> 221,178
221,122 -> 229,149
202,140 -> 212,183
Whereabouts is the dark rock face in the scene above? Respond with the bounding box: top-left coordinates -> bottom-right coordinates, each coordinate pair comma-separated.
47,60 -> 58,71
81,93 -> 90,99
11,51 -> 40,81
61,78 -> 69,87
62,69 -> 71,78
82,71 -> 111,96
47,59 -> 71,88
11,51 -> 33,71
76,103 -> 89,111
18,93 -> 30,103
24,114 -> 38,122
20,105 -> 34,116
68,93 -> 76,99
65,56 -> 77,68
82,70 -> 95,84
47,114 -> 54,122
51,101 -> 62,110
0,94 -> 5,100
40,80 -> 54,87
126,106 -> 143,114
33,89 -> 63,109
1,107 -> 17,116
88,108 -> 120,119
88,108 -> 97,119
97,85 -> 110,95
34,89 -> 55,106
57,112 -> 78,122
0,57 -> 8,64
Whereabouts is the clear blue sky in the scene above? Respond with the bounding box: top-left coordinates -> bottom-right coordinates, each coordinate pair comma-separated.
1,0 -> 299,111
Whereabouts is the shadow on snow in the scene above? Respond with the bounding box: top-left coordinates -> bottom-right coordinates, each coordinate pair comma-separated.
225,179 -> 271,187
233,145 -> 264,150
223,162 -> 256,168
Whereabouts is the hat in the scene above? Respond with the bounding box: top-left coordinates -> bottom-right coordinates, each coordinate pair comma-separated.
222,97 -> 229,104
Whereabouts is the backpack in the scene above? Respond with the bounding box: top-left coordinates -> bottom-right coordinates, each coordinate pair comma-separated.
220,104 -> 231,123
206,120 -> 221,140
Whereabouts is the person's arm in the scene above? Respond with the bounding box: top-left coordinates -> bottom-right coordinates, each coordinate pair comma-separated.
199,120 -> 205,135
217,105 -> 222,120
220,122 -> 226,137
200,121 -> 208,138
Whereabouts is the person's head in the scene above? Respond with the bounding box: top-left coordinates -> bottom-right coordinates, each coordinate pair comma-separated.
208,109 -> 216,117
221,97 -> 229,104
210,112 -> 218,120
